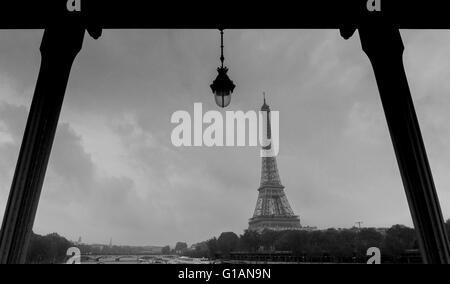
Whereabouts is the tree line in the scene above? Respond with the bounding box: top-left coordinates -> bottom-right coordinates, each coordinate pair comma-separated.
25,232 -> 72,264
182,220 -> 450,263
20,219 -> 450,263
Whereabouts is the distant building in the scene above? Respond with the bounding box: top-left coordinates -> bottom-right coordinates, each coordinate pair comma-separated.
375,227 -> 389,235
332,226 -> 389,234
140,246 -> 163,254
190,242 -> 207,251
299,226 -> 318,232
90,245 -> 104,251
74,236 -> 83,245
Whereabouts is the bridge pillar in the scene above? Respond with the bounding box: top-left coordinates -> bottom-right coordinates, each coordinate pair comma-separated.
342,25 -> 450,263
0,27 -> 88,263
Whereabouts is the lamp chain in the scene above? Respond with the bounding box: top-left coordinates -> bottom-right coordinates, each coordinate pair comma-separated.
220,29 -> 224,68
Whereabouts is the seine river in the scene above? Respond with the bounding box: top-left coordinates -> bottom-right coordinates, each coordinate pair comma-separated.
81,255 -> 212,264
80,255 -> 311,264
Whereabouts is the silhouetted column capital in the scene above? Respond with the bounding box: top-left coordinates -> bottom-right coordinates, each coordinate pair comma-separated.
40,28 -> 85,58
358,25 -> 404,57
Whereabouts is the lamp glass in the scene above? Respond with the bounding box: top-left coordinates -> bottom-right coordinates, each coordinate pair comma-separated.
214,93 -> 231,108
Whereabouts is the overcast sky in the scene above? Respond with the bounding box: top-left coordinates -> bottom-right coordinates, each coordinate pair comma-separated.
0,29 -> 450,247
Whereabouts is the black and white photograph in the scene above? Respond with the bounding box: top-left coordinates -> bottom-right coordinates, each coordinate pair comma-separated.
0,1 -> 449,276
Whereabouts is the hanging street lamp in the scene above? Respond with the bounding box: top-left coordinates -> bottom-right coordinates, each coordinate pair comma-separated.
210,28 -> 236,108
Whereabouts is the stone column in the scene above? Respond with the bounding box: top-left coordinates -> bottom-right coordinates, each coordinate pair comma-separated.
342,25 -> 450,263
0,27 -> 86,264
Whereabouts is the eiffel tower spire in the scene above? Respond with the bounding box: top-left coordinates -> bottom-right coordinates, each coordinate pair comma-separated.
248,94 -> 301,232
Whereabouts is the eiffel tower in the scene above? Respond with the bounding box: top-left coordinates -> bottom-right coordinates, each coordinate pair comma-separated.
248,94 -> 301,232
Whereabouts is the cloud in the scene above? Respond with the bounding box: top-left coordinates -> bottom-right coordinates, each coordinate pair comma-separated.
1,29 -> 450,247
